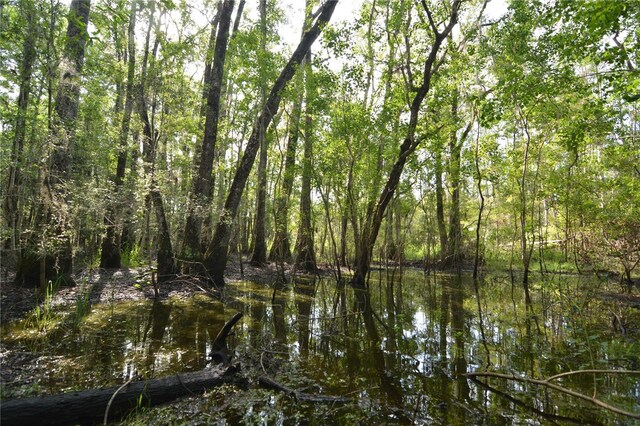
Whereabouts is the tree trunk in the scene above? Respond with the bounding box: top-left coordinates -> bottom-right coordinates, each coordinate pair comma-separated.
3,0 -> 37,270
351,1 -> 461,287
182,0 -> 235,265
446,91 -> 473,268
268,90 -> 302,262
204,0 -> 338,287
136,2 -> 176,282
473,121 -> 484,280
269,10 -> 306,264
250,0 -> 269,266
294,50 -> 316,272
0,367 -> 238,426
447,91 -> 462,267
435,147 -> 448,262
16,0 -> 91,287
339,214 -> 348,267
100,0 -> 137,269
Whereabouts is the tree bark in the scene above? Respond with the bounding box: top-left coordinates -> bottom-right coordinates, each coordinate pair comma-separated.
136,2 -> 176,282
16,0 -> 91,287
100,0 -> 137,268
250,0 -> 269,266
350,1 -> 461,287
3,0 -> 37,269
294,95 -> 317,272
204,0 -> 338,287
182,0 -> 235,265
435,147 -> 448,262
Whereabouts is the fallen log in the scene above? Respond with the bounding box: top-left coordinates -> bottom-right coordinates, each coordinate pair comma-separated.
1,312 -> 245,426
1,365 -> 239,426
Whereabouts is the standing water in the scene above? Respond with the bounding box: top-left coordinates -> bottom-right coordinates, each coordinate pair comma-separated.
1,269 -> 639,424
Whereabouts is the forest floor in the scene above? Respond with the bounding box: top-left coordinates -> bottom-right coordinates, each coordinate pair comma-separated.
0,261 -> 306,324
0,260 -> 307,400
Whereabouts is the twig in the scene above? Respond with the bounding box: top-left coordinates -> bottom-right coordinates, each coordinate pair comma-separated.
103,375 -> 134,425
465,371 -> 640,419
257,375 -> 350,404
546,369 -> 640,382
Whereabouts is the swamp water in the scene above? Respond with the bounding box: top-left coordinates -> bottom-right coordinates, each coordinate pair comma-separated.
1,270 -> 639,425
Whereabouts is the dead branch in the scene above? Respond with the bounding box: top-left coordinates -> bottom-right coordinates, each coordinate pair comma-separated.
465,370 -> 640,419
258,375 -> 350,403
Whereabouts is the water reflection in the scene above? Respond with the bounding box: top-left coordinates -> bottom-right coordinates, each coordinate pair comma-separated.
1,271 -> 638,424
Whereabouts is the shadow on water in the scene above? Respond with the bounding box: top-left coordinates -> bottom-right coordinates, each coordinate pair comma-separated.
1,270 -> 639,424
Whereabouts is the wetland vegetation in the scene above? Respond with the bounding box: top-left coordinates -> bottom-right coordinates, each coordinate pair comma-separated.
1,0 -> 639,423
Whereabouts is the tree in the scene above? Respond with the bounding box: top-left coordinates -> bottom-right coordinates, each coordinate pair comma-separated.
204,0 -> 339,287
15,0 -> 91,287
100,0 -> 138,269
249,0 -> 269,266
3,0 -> 39,269
350,0 -> 462,287
135,0 -> 176,282
182,0 -> 235,266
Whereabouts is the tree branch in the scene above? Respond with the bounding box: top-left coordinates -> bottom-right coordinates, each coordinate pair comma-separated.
466,371 -> 640,419
421,0 -> 439,36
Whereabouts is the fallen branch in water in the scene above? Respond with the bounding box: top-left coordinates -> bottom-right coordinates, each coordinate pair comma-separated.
465,370 -> 640,419
258,375 -> 350,403
2,312 -> 245,426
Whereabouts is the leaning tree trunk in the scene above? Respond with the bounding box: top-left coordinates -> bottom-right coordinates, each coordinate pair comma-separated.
350,1 -> 461,287
16,0 -> 91,287
204,0 -> 338,287
3,0 -> 37,270
100,0 -> 137,268
182,0 -> 235,266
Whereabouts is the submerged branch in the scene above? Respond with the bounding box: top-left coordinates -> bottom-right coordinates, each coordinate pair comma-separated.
465,370 -> 640,419
258,375 -> 350,404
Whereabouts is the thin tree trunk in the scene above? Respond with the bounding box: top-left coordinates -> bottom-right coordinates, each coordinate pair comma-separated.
269,19 -> 306,263
204,0 -> 338,287
137,2 -> 176,282
351,1 -> 461,287
16,0 -> 91,287
294,85 -> 316,272
339,214 -> 348,267
446,91 -> 473,268
100,0 -> 137,268
473,121 -> 484,280
3,0 -> 37,269
435,147 -> 448,262
250,0 -> 268,266
518,109 -> 533,288
447,91 -> 462,268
